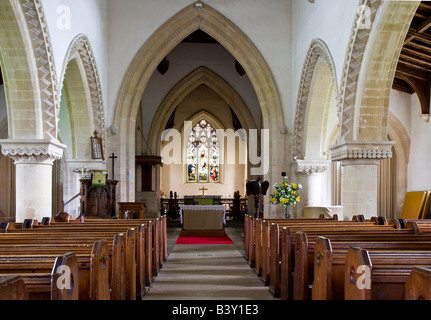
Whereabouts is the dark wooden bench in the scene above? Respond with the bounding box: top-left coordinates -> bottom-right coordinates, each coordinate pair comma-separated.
0,228 -> 136,299
247,218 -> 376,282
269,220 -> 423,299
38,215 -> 167,272
344,247 -> 431,300
44,219 -> 158,291
0,239 -> 110,300
264,220 -> 404,297
0,253 -> 80,300
405,266 -> 431,300
311,236 -> 431,300
0,276 -> 28,300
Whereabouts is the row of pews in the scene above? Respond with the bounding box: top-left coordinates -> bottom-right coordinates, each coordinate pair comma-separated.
0,213 -> 167,300
244,214 -> 431,300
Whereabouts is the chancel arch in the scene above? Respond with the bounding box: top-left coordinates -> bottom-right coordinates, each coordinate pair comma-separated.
112,3 -> 284,213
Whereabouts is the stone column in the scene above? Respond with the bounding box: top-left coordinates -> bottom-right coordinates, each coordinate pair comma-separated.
0,140 -> 66,222
295,160 -> 330,218
330,141 -> 394,220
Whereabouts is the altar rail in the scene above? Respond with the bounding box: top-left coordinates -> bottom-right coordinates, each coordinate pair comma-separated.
160,195 -> 248,220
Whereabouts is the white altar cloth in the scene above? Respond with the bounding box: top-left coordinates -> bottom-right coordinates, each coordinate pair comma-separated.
179,205 -> 226,230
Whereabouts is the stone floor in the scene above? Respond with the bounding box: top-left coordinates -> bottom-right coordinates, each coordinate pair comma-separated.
143,219 -> 279,300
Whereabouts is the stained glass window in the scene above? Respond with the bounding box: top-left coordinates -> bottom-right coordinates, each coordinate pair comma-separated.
187,120 -> 220,183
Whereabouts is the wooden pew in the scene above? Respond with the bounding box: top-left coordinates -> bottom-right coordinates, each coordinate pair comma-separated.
0,240 -> 110,300
0,229 -> 133,300
0,253 -> 80,300
247,215 -> 348,272
28,218 -> 158,293
344,247 -> 431,300
405,267 -> 431,300
311,236 -> 431,300
263,219 -> 403,297
269,220 -> 417,299
0,276 -> 28,300
289,224 -> 431,300
45,215 -> 167,271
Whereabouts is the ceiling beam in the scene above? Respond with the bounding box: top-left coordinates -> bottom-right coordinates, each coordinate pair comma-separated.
402,45 -> 431,62
405,30 -> 431,45
400,53 -> 431,69
395,66 -> 429,82
418,15 -> 431,33
392,77 -> 415,94
398,57 -> 431,73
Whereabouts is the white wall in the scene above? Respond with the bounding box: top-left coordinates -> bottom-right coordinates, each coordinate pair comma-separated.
408,93 -> 431,192
388,88 -> 431,192
388,89 -> 411,136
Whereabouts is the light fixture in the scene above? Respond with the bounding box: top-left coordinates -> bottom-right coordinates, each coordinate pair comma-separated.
195,1 -> 203,8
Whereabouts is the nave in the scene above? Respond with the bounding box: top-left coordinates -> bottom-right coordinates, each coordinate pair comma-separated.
143,222 -> 278,301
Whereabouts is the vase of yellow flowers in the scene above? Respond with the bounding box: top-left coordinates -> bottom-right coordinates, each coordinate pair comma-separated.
269,176 -> 302,218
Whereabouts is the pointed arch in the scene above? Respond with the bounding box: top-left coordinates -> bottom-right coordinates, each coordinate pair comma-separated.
336,0 -> 419,145
59,34 -> 106,159
293,39 -> 339,160
0,0 -> 59,140
149,66 -> 257,155
113,3 -> 282,201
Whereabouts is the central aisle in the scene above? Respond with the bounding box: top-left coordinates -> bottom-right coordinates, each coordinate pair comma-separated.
143,227 -> 278,300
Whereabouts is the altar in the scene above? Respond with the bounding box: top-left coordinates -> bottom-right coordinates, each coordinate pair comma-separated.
179,205 -> 226,231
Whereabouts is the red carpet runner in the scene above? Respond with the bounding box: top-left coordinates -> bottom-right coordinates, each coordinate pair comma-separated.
175,233 -> 235,245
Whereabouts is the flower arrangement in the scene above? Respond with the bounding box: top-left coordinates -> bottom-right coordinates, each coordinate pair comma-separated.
269,176 -> 302,208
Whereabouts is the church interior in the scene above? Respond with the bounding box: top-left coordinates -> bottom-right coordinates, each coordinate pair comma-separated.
1,0 -> 431,303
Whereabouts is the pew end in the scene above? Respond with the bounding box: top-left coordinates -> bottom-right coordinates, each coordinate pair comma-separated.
312,237 -> 333,300
51,253 -> 80,300
0,275 -> 28,300
90,240 -> 110,300
344,247 -> 372,300
405,267 -> 431,300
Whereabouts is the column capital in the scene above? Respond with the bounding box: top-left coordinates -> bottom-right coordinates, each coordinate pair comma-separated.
329,140 -> 395,162
295,159 -> 331,175
0,139 -> 66,165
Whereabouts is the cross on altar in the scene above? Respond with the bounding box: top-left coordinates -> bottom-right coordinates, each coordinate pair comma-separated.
110,153 -> 118,179
199,186 -> 208,205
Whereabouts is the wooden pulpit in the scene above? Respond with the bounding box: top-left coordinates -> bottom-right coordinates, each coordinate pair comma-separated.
80,178 -> 118,218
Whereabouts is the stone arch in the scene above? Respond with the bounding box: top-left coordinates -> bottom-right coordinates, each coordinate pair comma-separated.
112,3 -> 283,202
149,66 -> 257,156
59,34 -> 106,159
292,38 -> 339,160
336,0 -> 419,146
0,0 -> 60,141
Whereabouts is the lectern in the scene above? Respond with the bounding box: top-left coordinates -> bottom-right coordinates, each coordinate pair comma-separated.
80,178 -> 118,218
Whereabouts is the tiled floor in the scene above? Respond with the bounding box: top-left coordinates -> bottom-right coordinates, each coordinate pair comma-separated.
144,221 -> 278,300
